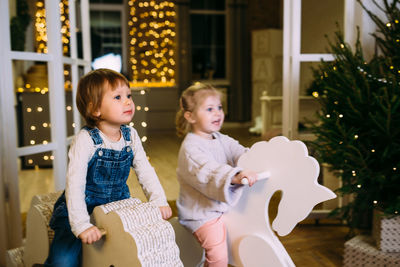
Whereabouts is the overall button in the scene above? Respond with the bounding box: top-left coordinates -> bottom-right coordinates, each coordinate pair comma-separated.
126,147 -> 131,152
98,150 -> 103,156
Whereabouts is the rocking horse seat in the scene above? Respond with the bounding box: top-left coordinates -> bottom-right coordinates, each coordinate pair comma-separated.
82,198 -> 183,267
22,193 -> 183,267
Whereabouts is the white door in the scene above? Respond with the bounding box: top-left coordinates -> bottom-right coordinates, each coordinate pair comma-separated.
282,0 -> 378,140
0,0 -> 91,262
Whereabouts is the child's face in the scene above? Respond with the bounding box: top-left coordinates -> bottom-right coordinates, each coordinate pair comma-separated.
94,82 -> 135,128
188,94 -> 224,139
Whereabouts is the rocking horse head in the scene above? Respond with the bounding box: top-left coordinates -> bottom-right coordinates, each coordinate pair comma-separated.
237,136 -> 337,236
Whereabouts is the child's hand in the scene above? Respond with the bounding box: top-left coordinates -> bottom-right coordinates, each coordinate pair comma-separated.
232,170 -> 258,186
78,226 -> 102,244
159,206 -> 172,220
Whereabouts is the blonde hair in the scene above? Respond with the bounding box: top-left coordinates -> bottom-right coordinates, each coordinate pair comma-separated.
175,83 -> 221,137
76,68 -> 129,127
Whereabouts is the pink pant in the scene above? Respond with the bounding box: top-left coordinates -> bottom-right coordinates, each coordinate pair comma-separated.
194,216 -> 228,267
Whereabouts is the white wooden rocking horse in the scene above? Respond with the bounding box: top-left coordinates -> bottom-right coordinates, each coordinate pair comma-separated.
171,136 -> 336,267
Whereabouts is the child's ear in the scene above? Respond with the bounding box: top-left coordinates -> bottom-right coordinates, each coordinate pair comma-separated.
93,109 -> 101,117
89,102 -> 101,117
184,111 -> 195,123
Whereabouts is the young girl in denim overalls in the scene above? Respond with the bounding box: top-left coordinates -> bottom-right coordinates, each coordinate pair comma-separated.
44,69 -> 172,267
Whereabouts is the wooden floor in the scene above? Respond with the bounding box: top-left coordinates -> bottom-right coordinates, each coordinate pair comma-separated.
19,124 -> 349,266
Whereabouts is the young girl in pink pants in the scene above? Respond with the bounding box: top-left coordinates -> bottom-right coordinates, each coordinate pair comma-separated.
175,83 -> 258,266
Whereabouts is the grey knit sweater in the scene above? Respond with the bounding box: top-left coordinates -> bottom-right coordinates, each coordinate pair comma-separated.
176,132 -> 247,232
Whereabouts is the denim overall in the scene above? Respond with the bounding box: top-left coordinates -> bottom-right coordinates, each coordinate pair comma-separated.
45,126 -> 134,267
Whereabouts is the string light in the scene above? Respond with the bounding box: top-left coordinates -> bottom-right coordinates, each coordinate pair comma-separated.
35,0 -> 70,55
128,0 -> 176,86
34,0 -> 72,89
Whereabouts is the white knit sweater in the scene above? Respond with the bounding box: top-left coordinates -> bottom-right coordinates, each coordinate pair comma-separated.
176,132 -> 247,232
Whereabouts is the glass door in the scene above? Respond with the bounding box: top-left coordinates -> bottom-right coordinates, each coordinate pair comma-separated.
0,0 -> 91,257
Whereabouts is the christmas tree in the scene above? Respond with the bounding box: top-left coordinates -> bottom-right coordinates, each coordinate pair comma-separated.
307,0 -> 400,231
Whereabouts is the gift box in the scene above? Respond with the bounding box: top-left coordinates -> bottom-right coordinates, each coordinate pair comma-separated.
372,209 -> 400,253
343,235 -> 400,267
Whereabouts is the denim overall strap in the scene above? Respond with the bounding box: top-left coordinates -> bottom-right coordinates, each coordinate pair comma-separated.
83,126 -> 103,145
120,125 -> 131,142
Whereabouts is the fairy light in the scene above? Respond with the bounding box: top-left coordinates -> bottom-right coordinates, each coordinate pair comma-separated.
35,0 -> 70,55
128,0 -> 176,86
34,0 -> 72,90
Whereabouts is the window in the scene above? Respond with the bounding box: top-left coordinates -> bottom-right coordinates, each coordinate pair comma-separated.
90,1 -> 127,74
190,0 -> 226,80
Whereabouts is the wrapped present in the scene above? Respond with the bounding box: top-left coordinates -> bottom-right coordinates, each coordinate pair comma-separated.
343,235 -> 400,267
373,209 -> 400,253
